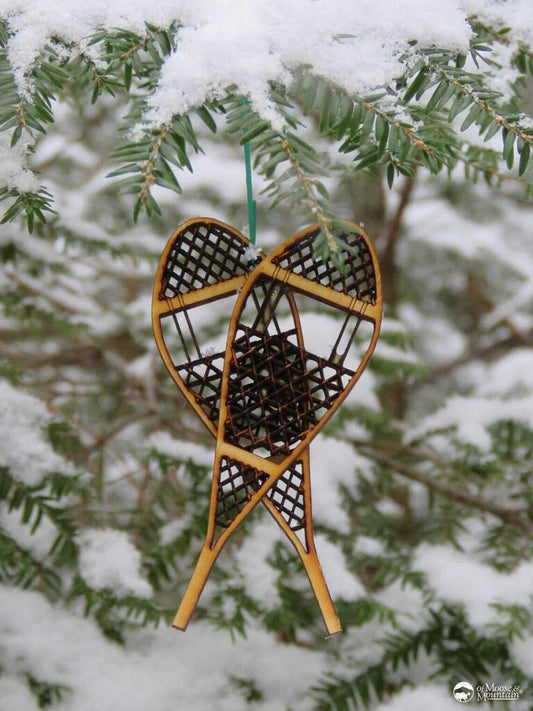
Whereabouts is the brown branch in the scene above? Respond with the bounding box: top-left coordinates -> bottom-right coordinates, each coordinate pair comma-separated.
439,68 -> 533,149
381,169 -> 417,307
88,410 -> 156,452
357,100 -> 433,156
410,328 -> 533,391
0,344 -> 105,370
349,439 -> 533,536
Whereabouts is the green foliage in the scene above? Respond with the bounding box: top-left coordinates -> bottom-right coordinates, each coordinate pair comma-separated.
229,675 -> 264,704
27,676 -> 71,709
210,585 -> 263,639
0,527 -> 62,594
313,605 -> 530,710
0,8 -> 533,710
0,187 -> 56,233
1,17 -> 532,253
489,602 -> 533,642
68,576 -> 172,642
335,598 -> 397,629
0,457 -> 176,645
0,467 -> 79,565
108,114 -> 205,220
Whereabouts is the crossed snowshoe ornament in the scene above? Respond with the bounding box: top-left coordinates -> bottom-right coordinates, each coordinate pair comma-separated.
152,218 -> 382,635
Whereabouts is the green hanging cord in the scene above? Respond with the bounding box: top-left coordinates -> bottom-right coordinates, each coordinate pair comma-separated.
242,99 -> 257,246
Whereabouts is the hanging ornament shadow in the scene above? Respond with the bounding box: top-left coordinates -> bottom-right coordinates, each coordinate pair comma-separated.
152,218 -> 382,636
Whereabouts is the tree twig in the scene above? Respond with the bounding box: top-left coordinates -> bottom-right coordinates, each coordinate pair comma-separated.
349,439 -> 533,536
381,169 -> 418,306
410,328 -> 533,391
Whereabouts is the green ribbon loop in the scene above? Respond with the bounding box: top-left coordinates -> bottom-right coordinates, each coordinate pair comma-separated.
242,99 -> 257,245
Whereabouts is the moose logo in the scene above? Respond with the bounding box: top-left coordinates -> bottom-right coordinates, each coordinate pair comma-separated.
453,681 -> 474,703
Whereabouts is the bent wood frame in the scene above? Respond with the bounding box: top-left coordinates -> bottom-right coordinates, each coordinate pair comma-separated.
169,220 -> 382,635
152,217 -> 253,429
152,219 -> 343,634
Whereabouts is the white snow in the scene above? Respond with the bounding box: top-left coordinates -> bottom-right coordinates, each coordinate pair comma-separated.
374,684 -> 459,711
1,1 -> 532,708
0,675 -> 40,711
511,635 -> 533,676
401,306 -> 467,365
147,430 -> 214,468
374,581 -> 430,633
1,0 -> 473,127
414,543 -> 533,629
314,534 -> 366,599
77,528 -> 153,598
233,518 -> 280,606
354,534 -> 386,557
463,0 -> 533,47
476,349 -> 533,398
375,498 -> 404,517
0,502 -> 58,559
0,584 -> 325,711
0,132 -> 40,192
158,518 -> 187,545
0,0 -> 526,206
137,0 -> 472,131
311,437 -> 368,532
0,379 -> 72,485
0,0 -> 191,94
408,394 -> 533,450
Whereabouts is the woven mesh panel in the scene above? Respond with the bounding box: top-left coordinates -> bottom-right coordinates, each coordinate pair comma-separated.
160,221 -> 249,298
176,352 -> 225,423
215,457 -> 267,528
224,326 -> 354,455
272,228 -> 376,301
266,461 -> 305,531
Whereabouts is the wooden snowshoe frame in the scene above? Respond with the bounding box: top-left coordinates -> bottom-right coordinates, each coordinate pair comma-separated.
152,218 -> 382,636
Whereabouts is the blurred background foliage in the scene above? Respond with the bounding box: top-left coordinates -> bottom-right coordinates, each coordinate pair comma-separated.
0,10 -> 533,710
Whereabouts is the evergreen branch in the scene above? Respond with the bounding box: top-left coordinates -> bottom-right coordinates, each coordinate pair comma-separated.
489,602 -> 533,642
349,440 -> 533,536
0,187 -> 56,233
291,71 -> 437,181
314,605 -> 525,710
0,528 -> 63,595
62,45 -> 121,103
357,99 -> 433,156
109,109 -> 210,219
138,126 -> 167,203
278,135 -> 336,250
0,467 -> 80,565
27,675 -> 71,708
0,43 -> 68,143
468,16 -> 533,68
68,575 -> 173,642
454,149 -> 533,188
397,40 -> 533,179
438,66 -> 533,146
91,23 -> 177,90
313,610 -> 445,709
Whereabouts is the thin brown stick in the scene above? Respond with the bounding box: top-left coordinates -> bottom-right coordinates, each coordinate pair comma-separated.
411,329 -> 533,391
350,440 -> 533,536
381,169 -> 418,307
